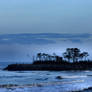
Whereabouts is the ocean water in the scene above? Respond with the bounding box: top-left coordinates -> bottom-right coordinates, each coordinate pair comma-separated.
0,70 -> 92,92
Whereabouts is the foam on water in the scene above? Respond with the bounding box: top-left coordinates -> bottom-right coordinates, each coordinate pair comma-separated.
61,75 -> 87,79
0,81 -> 91,92
0,70 -> 92,92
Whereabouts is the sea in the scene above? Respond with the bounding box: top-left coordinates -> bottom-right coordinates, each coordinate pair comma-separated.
0,63 -> 92,92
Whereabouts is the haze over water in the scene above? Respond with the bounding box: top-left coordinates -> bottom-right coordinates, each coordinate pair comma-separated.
0,0 -> 92,66
0,33 -> 92,68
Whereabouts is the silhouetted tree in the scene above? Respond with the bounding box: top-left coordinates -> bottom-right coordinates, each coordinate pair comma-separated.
63,48 -> 89,62
42,53 -> 47,61
79,53 -> 84,61
63,48 -> 72,62
82,52 -> 89,61
73,48 -> 80,62
55,56 -> 62,62
37,53 -> 42,61
53,53 -> 57,61
63,48 -> 81,62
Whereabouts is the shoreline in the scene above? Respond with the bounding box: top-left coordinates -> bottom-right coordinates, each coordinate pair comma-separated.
4,62 -> 92,71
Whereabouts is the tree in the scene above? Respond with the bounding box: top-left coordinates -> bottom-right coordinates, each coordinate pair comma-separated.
63,48 -> 80,62
63,48 -> 89,62
73,48 -> 80,62
79,53 -> 84,61
82,52 -> 89,61
55,56 -> 62,62
63,48 -> 72,62
42,53 -> 47,61
37,53 -> 42,61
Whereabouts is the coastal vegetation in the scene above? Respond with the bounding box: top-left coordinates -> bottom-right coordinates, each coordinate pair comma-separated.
33,48 -> 89,64
4,48 -> 92,71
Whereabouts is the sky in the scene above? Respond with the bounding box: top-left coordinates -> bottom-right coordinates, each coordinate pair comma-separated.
0,33 -> 91,63
0,0 -> 92,68
0,0 -> 92,34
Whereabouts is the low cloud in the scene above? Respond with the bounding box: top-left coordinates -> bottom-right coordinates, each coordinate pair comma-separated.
0,33 -> 91,45
0,33 -> 92,63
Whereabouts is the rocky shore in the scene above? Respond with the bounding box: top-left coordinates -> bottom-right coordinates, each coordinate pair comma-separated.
4,61 -> 92,71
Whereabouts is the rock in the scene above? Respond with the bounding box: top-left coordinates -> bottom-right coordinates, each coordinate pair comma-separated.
37,84 -> 43,87
36,78 -> 48,80
87,75 -> 92,76
56,76 -> 63,79
44,78 -> 48,80
46,73 -> 50,75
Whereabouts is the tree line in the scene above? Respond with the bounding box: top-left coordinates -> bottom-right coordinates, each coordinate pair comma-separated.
33,48 -> 89,63
63,48 -> 89,62
4,48 -> 91,71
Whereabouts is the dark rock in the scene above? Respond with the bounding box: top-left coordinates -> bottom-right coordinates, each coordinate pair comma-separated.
56,76 -> 63,79
87,75 -> 92,76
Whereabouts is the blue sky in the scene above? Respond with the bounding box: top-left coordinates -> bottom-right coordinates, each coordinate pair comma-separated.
0,0 -> 92,34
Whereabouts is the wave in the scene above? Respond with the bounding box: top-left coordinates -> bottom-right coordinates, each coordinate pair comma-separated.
84,70 -> 91,72
0,79 -> 92,92
0,76 -> 25,78
60,75 -> 87,79
0,80 -> 84,88
71,87 -> 92,92
0,81 -> 91,92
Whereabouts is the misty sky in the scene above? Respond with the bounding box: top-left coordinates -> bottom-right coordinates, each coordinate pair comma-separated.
0,33 -> 91,63
0,0 -> 92,34
0,0 -> 92,67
